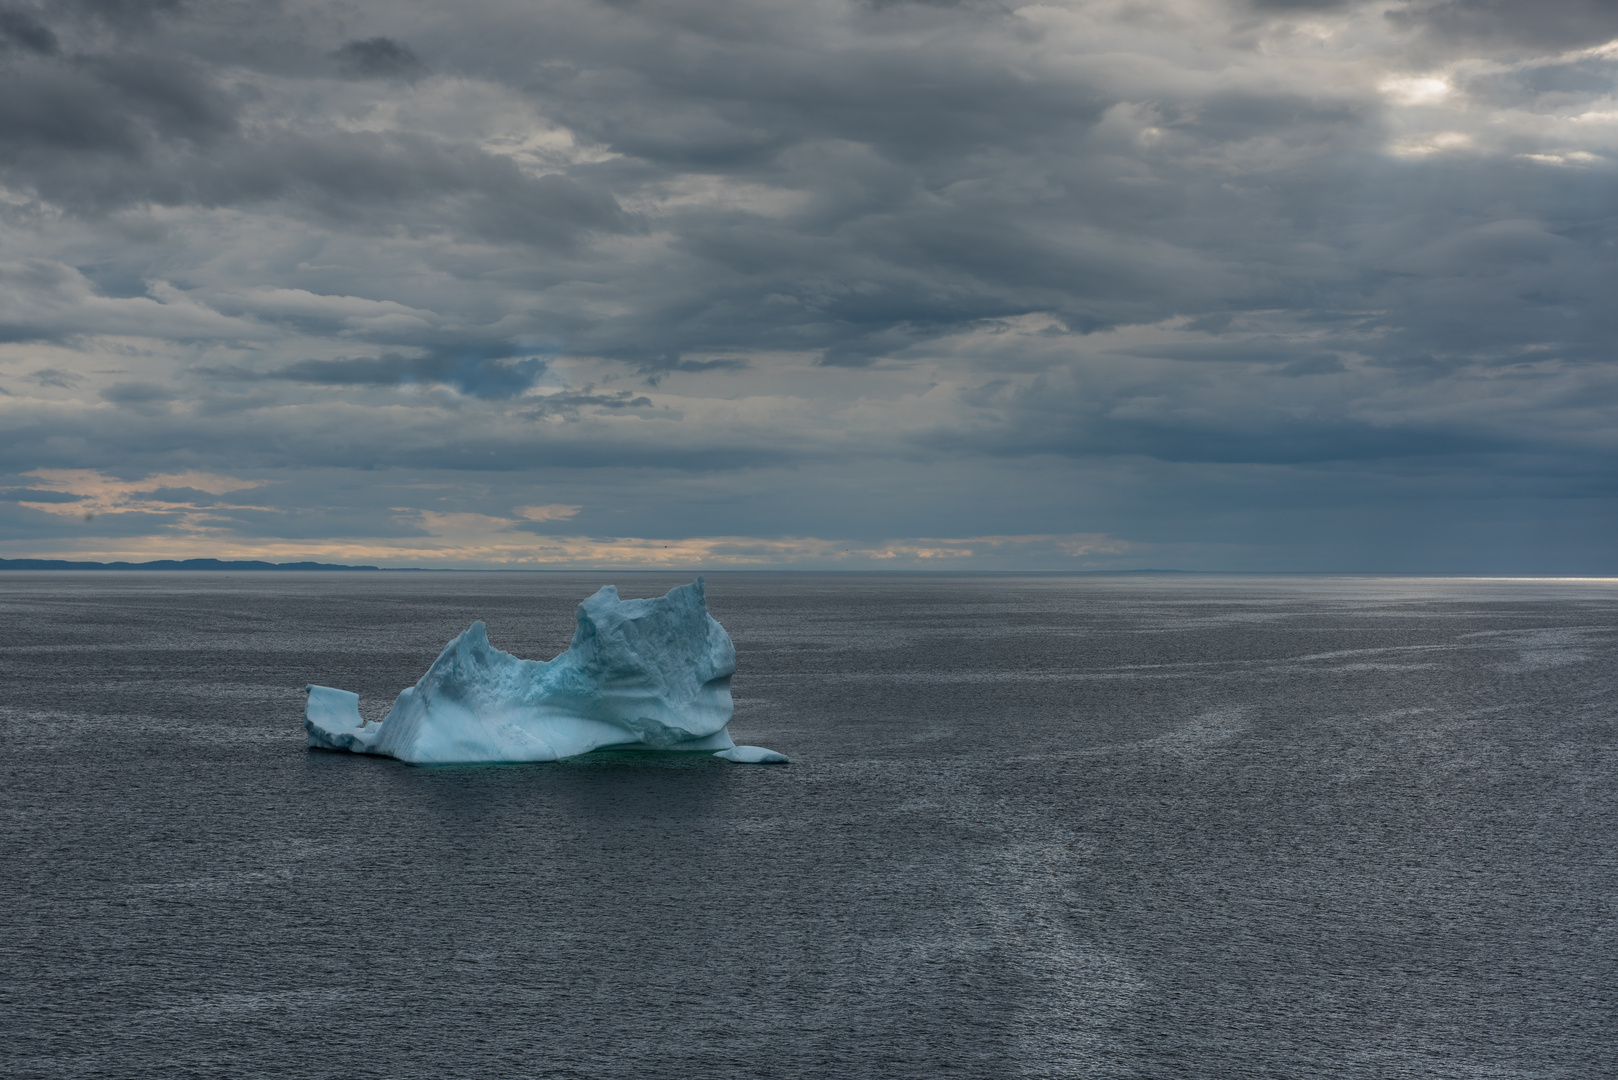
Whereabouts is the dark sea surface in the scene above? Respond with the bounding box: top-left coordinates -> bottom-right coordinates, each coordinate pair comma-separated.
2,572 -> 1615,1079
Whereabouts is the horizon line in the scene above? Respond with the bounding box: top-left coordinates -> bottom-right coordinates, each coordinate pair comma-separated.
3,558 -> 1617,579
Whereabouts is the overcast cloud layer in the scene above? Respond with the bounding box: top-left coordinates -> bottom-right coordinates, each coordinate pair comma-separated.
1,0 -> 1615,570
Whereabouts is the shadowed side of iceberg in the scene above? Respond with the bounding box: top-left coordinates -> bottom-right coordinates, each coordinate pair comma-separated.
304,579 -> 738,765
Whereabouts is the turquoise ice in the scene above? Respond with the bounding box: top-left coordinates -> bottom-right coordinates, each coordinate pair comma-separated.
304,579 -> 783,765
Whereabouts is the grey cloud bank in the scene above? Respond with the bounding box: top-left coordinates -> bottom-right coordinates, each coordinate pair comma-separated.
0,0 -> 1615,571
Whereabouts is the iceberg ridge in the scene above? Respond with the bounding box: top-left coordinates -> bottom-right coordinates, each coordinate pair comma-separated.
305,579 -> 740,765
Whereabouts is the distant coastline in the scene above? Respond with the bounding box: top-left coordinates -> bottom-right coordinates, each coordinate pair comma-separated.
0,558 -> 384,571
0,563 -> 1190,579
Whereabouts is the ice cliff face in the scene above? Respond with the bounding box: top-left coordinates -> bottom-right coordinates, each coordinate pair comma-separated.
304,579 -> 739,765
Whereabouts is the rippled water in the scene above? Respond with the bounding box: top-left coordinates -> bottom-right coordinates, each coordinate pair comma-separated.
2,572 -> 1615,1079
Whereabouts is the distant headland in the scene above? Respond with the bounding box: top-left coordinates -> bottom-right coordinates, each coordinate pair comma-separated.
0,558 -> 383,571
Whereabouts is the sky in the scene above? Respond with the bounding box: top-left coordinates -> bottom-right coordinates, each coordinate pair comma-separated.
1,0 -> 1615,571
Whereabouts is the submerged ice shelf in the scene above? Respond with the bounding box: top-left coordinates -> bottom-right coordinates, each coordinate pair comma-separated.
304,579 -> 787,765
715,745 -> 791,764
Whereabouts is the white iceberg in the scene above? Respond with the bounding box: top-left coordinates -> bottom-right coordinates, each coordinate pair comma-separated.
304,579 -> 784,765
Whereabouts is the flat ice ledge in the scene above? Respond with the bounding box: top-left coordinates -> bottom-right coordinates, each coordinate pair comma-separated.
714,745 -> 790,764
305,579 -> 738,765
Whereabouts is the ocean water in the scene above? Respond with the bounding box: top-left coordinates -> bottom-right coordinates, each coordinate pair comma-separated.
1,571 -> 1615,1079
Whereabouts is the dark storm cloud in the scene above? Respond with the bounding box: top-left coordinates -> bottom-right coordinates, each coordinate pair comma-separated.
614,353 -> 743,382
100,380 -> 172,403
2,0 -> 1616,568
237,352 -> 549,400
0,51 -> 235,175
1,1 -> 1599,372
0,7 -> 58,53
0,74 -> 629,242
0,504 -> 183,540
69,0 -> 183,27
1249,0 -> 1618,48
522,389 -> 654,416
666,358 -> 748,374
333,37 -> 425,80
0,487 -> 79,503
26,368 -> 82,388
0,400 -> 788,478
927,389 -> 1519,465
0,32 -> 625,248
1388,0 -> 1618,50
279,356 -> 545,400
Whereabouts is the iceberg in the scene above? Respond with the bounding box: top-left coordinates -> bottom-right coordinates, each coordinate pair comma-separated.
304,579 -> 783,765
715,745 -> 790,764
